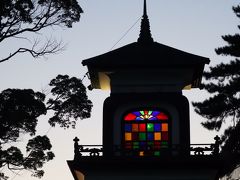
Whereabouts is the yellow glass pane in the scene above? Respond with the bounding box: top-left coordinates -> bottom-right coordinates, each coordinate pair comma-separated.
132,124 -> 139,132
162,123 -> 168,132
139,151 -> 144,156
125,133 -> 132,141
154,132 -> 161,140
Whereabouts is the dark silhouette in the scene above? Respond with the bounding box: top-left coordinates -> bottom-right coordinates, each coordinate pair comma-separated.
68,1 -> 223,180
0,75 -> 92,179
0,0 -> 83,63
192,3 -> 240,176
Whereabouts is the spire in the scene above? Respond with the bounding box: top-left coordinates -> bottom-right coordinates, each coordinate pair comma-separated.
137,0 -> 154,44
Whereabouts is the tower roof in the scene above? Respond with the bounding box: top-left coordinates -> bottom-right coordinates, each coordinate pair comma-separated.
82,41 -> 210,69
82,1 -> 210,90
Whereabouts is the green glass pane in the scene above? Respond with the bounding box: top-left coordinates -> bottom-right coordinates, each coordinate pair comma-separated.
148,111 -> 152,115
154,151 -> 160,156
161,141 -> 168,148
133,142 -> 139,149
133,142 -> 139,146
140,111 -> 144,115
148,142 -> 154,145
147,123 -> 154,132
139,133 -> 146,141
161,141 -> 168,145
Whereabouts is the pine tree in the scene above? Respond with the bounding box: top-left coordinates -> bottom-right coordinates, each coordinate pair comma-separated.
192,4 -> 240,172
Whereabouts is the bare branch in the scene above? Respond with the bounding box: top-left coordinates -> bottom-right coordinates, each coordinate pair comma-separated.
0,0 -> 82,63
0,38 -> 66,63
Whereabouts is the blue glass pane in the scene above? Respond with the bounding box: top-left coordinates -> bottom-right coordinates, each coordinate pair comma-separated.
125,124 -> 132,132
136,117 -> 144,121
133,111 -> 142,117
152,111 -> 160,117
149,117 -> 158,120
147,133 -> 154,140
154,124 -> 161,131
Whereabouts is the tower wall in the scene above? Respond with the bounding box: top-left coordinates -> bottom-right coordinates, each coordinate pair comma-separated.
103,93 -> 190,157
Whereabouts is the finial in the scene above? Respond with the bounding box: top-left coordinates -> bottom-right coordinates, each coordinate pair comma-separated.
138,0 -> 154,44
143,0 -> 147,16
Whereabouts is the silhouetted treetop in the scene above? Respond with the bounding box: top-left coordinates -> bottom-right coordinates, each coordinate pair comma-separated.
0,0 -> 83,63
193,3 -> 240,175
0,89 -> 47,144
0,75 -> 92,179
47,75 -> 93,128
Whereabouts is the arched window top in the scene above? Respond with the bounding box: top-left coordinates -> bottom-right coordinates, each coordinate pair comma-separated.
124,110 -> 168,121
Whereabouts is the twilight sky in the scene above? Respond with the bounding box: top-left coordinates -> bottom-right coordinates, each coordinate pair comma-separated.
0,0 -> 238,179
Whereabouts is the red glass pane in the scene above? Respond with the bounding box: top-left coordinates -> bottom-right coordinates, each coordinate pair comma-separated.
139,124 -> 146,132
125,142 -> 132,149
154,142 -> 161,150
124,113 -> 137,121
162,132 -> 168,141
157,112 -> 168,120
144,110 -> 148,115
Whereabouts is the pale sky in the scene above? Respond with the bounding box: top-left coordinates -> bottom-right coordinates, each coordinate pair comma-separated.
0,0 -> 239,180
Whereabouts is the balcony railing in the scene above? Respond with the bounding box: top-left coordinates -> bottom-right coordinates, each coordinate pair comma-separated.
73,136 -> 220,159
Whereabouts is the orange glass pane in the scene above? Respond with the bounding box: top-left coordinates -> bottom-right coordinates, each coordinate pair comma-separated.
125,133 -> 132,141
154,132 -> 161,140
162,123 -> 168,132
132,124 -> 139,132
139,151 -> 144,156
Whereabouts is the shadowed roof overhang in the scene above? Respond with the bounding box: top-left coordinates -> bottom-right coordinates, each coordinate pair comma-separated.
82,42 -> 210,70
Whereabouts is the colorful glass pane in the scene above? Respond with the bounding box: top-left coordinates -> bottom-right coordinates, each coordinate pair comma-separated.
154,124 -> 161,131
154,132 -> 161,141
124,110 -> 168,121
139,133 -> 146,141
132,133 -> 138,141
139,124 -> 146,132
140,142 -> 147,149
125,113 -> 137,121
147,123 -> 154,132
149,116 -> 158,120
125,124 -> 132,132
157,112 -> 168,120
125,133 -> 132,141
154,151 -> 161,156
133,142 -> 139,149
154,142 -> 161,149
125,142 -> 132,149
124,109 -> 170,157
162,123 -> 168,132
147,142 -> 154,146
147,133 -> 154,141
162,132 -> 168,141
161,141 -> 168,148
133,111 -> 142,117
132,124 -> 138,132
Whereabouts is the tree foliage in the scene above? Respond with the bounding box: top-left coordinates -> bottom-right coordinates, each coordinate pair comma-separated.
0,75 -> 92,179
192,3 -> 240,174
47,75 -> 92,128
0,0 -> 83,63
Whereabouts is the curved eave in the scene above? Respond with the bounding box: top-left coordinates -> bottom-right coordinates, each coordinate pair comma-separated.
82,42 -> 210,70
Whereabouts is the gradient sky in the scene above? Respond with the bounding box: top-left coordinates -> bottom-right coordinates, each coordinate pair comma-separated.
0,0 -> 239,179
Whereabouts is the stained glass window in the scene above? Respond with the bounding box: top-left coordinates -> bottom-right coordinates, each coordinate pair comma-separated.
123,110 -> 169,156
